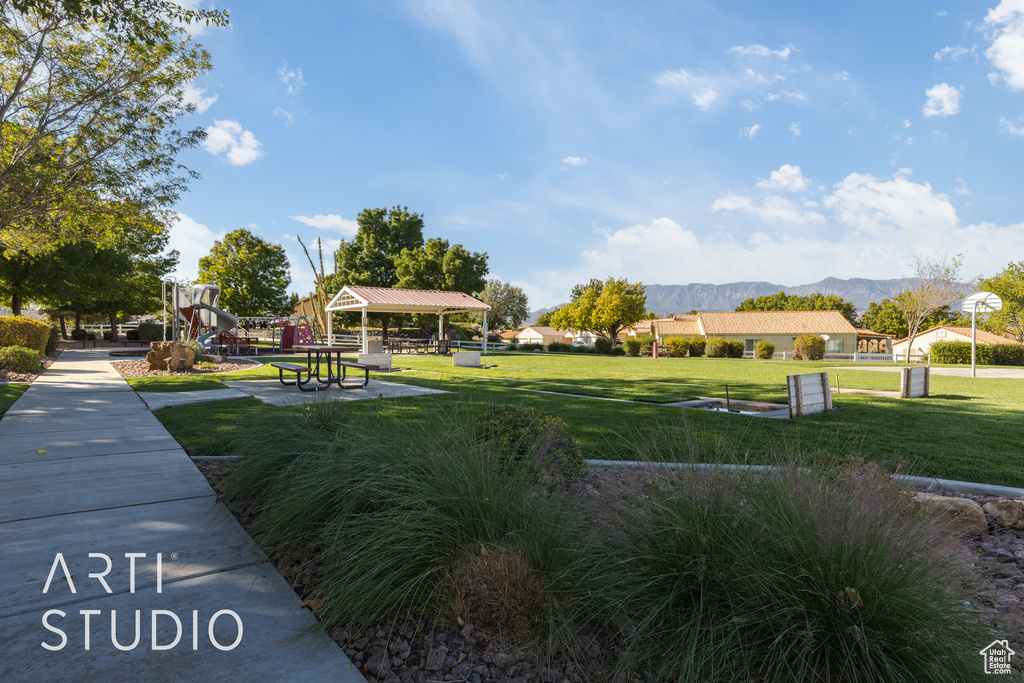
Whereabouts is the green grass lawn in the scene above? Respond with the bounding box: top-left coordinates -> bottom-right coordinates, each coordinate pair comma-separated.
0,384 -> 28,416
147,351 -> 1024,487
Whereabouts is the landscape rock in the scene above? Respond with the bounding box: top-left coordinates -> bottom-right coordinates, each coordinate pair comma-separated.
912,493 -> 987,535
146,341 -> 195,372
984,501 -> 1024,530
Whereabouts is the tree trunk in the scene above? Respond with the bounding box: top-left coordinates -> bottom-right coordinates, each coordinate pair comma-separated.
108,310 -> 119,342
381,314 -> 390,341
11,287 -> 22,316
59,315 -> 68,339
75,312 -> 82,332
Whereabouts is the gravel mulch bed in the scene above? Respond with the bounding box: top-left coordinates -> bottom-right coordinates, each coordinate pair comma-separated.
0,354 -> 57,383
111,358 -> 261,378
192,459 -> 1024,682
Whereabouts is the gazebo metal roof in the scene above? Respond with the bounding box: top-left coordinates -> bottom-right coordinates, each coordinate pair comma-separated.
325,285 -> 491,315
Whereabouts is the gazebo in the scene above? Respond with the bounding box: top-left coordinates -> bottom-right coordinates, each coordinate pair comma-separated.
324,285 -> 492,353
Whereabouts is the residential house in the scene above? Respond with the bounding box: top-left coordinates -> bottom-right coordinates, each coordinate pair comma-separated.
515,326 -> 574,346
892,325 -> 1019,359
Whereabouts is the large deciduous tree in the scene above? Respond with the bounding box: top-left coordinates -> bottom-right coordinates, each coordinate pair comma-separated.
979,261 -> 1024,342
861,298 -> 967,339
0,4 -> 213,256
735,290 -> 858,325
893,254 -> 964,361
198,229 -> 291,317
550,277 -> 646,339
475,279 -> 528,330
334,206 -> 425,339
395,237 -> 488,295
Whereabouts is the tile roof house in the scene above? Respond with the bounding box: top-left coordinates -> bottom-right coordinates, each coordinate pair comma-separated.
893,325 -> 1019,360
626,310 -> 865,355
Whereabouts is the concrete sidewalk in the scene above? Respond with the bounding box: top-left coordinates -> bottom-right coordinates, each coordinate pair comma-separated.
0,349 -> 364,682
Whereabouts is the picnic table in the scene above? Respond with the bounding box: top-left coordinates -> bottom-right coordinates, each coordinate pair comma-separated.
382,338 -> 451,354
271,344 -> 377,391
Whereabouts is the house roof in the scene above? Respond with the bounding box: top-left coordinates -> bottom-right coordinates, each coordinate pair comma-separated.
895,325 -> 1019,346
326,285 -> 491,314
519,326 -> 567,336
655,317 -> 700,337
697,310 -> 859,336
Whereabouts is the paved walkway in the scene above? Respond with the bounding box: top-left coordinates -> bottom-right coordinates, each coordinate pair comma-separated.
0,349 -> 365,682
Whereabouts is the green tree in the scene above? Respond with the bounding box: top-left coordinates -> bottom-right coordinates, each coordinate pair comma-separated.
0,5 -> 212,256
535,310 -> 554,327
861,299 -> 967,338
735,290 -> 858,325
550,277 -> 646,339
334,206 -> 425,339
475,279 -> 528,330
395,237 -> 488,295
979,261 -> 1024,342
893,254 -> 964,361
198,229 -> 291,317
8,0 -> 227,44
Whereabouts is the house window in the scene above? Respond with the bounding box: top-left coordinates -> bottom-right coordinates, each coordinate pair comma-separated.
826,339 -> 845,353
936,330 -> 947,337
744,338 -> 761,354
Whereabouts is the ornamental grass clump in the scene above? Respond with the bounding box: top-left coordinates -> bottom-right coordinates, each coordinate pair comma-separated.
222,400 -> 577,648
471,405 -> 586,486
577,459 -> 990,682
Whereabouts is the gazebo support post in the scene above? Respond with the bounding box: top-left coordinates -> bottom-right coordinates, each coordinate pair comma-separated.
327,310 -> 333,346
361,306 -> 368,353
439,312 -> 445,352
483,311 -> 488,355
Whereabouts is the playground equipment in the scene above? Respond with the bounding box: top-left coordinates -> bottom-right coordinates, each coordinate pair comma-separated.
162,281 -> 239,349
280,315 -> 323,349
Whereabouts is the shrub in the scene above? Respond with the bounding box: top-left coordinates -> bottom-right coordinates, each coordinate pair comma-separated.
664,337 -> 689,357
102,331 -> 112,341
471,405 -> 586,485
990,343 -> 1024,366
136,322 -> 167,342
754,340 -> 775,359
222,404 -> 575,647
506,343 -> 519,351
579,461 -> 990,682
45,325 -> 61,355
794,333 -> 826,360
624,338 -> 641,357
70,328 -> 87,341
705,336 -> 729,358
612,346 -> 625,356
686,337 -> 706,357
0,345 -> 43,373
594,337 -> 613,354
547,341 -> 571,353
929,341 -> 974,364
0,315 -> 51,354
184,339 -> 206,363
520,342 -> 543,351
86,331 -> 96,341
126,329 -> 140,341
726,340 -> 745,358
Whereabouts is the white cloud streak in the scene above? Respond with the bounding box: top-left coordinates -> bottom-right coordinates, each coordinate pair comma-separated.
288,214 -> 358,237
166,213 -> 226,281
202,120 -> 263,165
182,82 -> 217,113
757,164 -> 809,192
728,44 -> 792,59
562,155 -> 587,166
278,64 -> 307,96
739,123 -> 761,138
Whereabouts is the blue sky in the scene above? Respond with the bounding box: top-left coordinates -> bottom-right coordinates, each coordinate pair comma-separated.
168,0 -> 1024,309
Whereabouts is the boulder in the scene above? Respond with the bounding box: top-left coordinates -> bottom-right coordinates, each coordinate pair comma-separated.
147,341 -> 196,372
983,501 -> 1024,530
912,493 -> 987,535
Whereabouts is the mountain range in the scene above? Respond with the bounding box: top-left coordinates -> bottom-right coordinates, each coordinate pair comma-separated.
527,277 -> 907,323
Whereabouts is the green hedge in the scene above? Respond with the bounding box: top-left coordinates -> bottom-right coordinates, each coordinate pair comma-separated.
705,336 -> 729,358
0,345 -> 43,373
594,337 -> 614,354
664,337 -> 689,357
45,325 -> 60,355
624,338 -> 641,357
0,315 -> 51,354
686,337 -> 706,357
930,340 -> 1024,366
794,334 -> 826,361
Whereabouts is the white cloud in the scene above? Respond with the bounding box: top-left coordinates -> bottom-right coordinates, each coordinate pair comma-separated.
833,70 -> 849,81
712,193 -> 823,225
655,69 -> 721,109
692,87 -> 719,110
278,64 -> 306,96
985,0 -> 1024,91
562,155 -> 587,166
758,164 -> 809,192
273,107 -> 294,124
728,44 -> 792,59
739,123 -> 761,138
281,235 -> 342,297
923,83 -> 962,116
902,119 -> 912,128
936,9 -> 950,17
1000,117 -> 1024,135
182,82 -> 217,113
202,120 -> 263,166
823,170 -> 958,237
934,45 -> 973,61
288,214 -> 358,237
790,122 -> 802,136
166,213 -> 227,281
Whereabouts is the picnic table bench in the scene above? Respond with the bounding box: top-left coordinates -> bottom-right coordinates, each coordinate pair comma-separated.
274,345 -> 380,391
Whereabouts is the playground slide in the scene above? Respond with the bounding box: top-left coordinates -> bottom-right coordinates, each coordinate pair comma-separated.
195,303 -> 238,347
